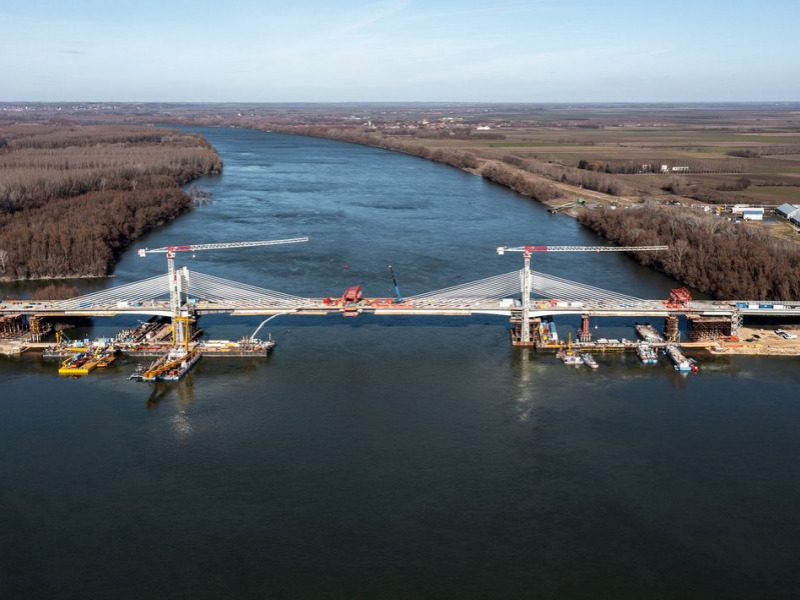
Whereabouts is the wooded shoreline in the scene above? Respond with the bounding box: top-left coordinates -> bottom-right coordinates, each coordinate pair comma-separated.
0,123 -> 222,281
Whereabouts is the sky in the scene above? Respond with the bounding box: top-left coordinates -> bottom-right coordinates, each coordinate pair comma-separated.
1,0 -> 798,103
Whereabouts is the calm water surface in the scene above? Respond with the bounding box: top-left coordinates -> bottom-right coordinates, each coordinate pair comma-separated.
1,128 -> 799,599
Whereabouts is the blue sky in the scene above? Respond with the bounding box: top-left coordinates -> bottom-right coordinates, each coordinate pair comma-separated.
1,0 -> 797,102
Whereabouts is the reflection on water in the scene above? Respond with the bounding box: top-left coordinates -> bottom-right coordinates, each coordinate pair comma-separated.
145,375 -> 196,409
169,410 -> 194,441
512,349 -> 539,424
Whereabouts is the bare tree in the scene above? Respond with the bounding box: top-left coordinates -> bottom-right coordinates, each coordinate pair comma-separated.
669,239 -> 691,271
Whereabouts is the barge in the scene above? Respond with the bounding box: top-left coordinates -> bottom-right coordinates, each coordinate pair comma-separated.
130,347 -> 201,382
635,323 -> 664,344
665,343 -> 697,372
58,352 -> 99,376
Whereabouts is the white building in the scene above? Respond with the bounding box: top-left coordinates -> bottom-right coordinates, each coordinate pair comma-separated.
741,208 -> 764,221
775,203 -> 800,220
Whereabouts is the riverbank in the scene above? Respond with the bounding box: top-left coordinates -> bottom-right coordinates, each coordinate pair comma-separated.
709,326 -> 800,356
0,123 -> 221,281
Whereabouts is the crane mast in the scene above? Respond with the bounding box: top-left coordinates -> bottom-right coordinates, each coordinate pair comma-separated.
496,244 -> 669,344
137,237 -> 309,345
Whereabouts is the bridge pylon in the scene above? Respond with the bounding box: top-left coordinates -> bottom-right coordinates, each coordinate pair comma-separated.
137,237 -> 308,347
497,243 -> 668,347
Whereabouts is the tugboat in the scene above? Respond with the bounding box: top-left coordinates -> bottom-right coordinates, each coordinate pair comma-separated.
636,342 -> 659,365
557,334 -> 584,366
580,353 -> 599,369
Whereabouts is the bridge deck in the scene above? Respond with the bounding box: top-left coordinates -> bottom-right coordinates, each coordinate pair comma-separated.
3,266 -> 799,319
4,298 -> 800,318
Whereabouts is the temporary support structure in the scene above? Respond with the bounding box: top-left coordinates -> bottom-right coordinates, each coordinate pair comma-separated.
579,315 -> 592,342
687,315 -> 732,341
664,315 -> 680,342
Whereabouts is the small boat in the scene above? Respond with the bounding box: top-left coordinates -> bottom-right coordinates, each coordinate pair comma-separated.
557,350 -> 583,366
580,353 -> 599,369
129,364 -> 147,380
636,342 -> 659,365
557,333 -> 583,366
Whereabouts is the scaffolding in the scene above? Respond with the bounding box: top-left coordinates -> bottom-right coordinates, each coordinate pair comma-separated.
579,315 -> 592,342
664,315 -> 680,342
687,315 -> 732,341
510,317 -> 540,347
28,315 -> 51,342
0,314 -> 26,339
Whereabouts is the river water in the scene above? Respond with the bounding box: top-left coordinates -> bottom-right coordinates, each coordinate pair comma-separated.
1,127 -> 799,599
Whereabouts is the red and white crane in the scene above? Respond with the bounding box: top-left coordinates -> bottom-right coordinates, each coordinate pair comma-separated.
496,244 -> 669,343
137,237 -> 309,317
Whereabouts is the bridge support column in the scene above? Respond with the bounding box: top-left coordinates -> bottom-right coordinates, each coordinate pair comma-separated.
510,319 -> 537,347
664,315 -> 680,342
579,315 -> 592,343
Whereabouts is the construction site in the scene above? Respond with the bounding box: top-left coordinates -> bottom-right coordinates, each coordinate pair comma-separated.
3,240 -> 800,379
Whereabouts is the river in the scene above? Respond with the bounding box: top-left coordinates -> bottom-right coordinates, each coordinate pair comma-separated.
1,127 -> 799,599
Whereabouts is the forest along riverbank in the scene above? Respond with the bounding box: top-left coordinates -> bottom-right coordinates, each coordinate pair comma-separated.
0,122 -> 221,281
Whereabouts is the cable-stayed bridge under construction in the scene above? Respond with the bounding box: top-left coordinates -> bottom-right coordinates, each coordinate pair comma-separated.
3,242 -> 799,347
